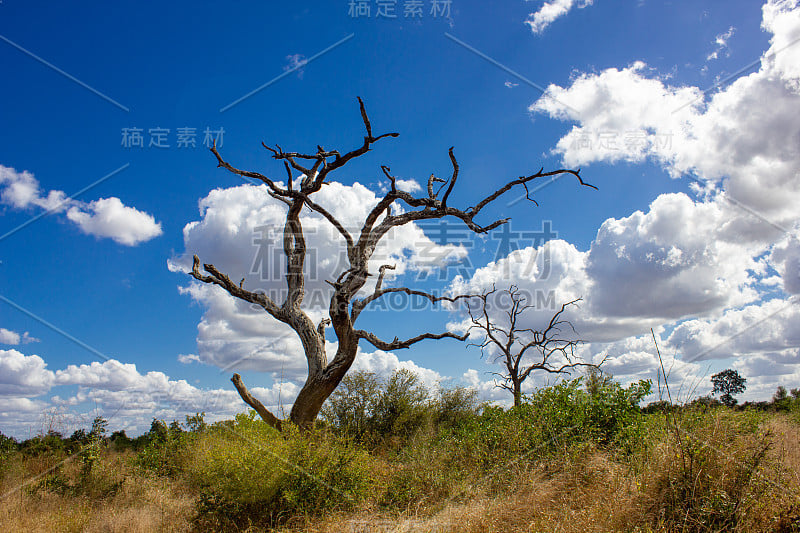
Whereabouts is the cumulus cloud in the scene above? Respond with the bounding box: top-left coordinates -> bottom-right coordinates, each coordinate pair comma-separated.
509,0 -> 800,385
351,349 -> 443,390
0,165 -> 162,246
0,349 -> 54,397
585,193 -> 760,320
0,346 -> 450,437
395,179 -> 422,193
666,297 -> 800,362
169,182 -> 466,375
771,233 -> 800,294
47,357 -> 300,434
450,192 -> 763,345
525,0 -> 594,34
530,0 -> 800,228
0,328 -> 38,345
177,353 -> 202,364
66,197 -> 162,246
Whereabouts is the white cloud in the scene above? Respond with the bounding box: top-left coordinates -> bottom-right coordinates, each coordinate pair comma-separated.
586,332 -> 708,401
771,233 -> 800,294
666,297 -> 800,362
516,0 -> 800,373
0,328 -> 38,345
706,26 -> 735,60
0,349 -> 54,397
395,179 -> 422,193
49,358 -> 299,435
762,0 -> 800,82
66,197 -> 162,246
56,359 -> 159,391
462,368 -> 511,402
177,353 -> 202,364
585,193 -> 760,321
0,165 -> 162,246
530,1 -> 800,230
351,348 -> 443,390
0,166 -> 68,211
525,0 -> 594,34
0,345 -> 450,437
450,191 -> 763,345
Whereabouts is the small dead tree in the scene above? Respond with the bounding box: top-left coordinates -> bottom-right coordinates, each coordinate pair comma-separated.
468,286 -> 597,406
189,99 -> 595,430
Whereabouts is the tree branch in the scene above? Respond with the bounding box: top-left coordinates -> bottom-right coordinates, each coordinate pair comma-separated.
211,141 -> 289,196
440,147 -> 459,208
231,373 -> 282,430
190,255 -> 284,319
355,329 -> 469,351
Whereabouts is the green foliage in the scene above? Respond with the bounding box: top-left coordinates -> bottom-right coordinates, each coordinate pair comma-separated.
642,410 -> 774,532
134,417 -> 195,476
321,369 -> 434,447
185,412 -> 207,433
433,385 -> 481,428
320,371 -> 382,441
109,429 -> 132,451
711,368 -> 747,407
771,386 -> 800,416
371,369 -> 430,440
0,430 -> 17,456
525,376 -> 651,450
78,416 -> 109,481
189,411 -> 376,528
0,431 -> 18,478
19,430 -> 65,456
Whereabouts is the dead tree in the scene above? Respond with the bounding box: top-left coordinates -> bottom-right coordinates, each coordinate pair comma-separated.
468,286 -> 597,407
189,98 -> 596,430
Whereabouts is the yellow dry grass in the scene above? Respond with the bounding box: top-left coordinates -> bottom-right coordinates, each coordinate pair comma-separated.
0,452 -> 194,532
2,412 -> 799,532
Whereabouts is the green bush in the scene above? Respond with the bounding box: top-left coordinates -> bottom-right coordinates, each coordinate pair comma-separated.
188,411 -> 377,528
320,371 -> 382,442
371,369 -> 431,442
641,410 -> 775,533
0,431 -> 17,477
321,369 -> 434,447
134,418 -> 195,476
433,385 -> 481,428
429,376 -> 652,479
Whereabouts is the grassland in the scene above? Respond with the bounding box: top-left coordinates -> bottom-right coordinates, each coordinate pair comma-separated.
2,372 -> 799,532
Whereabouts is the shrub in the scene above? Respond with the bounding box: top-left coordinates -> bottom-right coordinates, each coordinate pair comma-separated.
320,371 -> 382,442
434,385 -> 481,428
371,369 -> 431,442
640,410 -> 777,532
188,411 -> 377,529
525,377 -> 651,451
134,418 -> 193,476
321,369 -> 433,447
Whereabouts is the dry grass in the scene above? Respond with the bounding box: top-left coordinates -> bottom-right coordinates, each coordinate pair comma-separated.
0,452 -> 195,532
2,411 -> 800,532
288,413 -> 800,533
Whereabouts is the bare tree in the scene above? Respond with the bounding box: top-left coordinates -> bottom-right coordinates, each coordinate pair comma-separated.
468,286 -> 597,407
189,98 -> 595,430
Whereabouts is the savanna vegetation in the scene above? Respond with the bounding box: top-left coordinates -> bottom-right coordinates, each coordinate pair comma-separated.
2,371 -> 800,532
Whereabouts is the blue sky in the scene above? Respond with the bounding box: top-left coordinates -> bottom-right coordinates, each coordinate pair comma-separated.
1,0 -> 799,437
